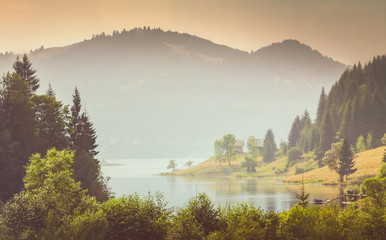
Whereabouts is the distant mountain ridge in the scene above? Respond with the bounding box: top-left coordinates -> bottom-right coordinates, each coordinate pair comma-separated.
0,28 -> 347,158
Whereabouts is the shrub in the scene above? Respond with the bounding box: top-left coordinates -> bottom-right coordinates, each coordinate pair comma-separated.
287,147 -> 303,167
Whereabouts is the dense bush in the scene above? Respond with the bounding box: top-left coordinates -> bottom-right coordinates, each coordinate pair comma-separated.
1,149 -> 385,240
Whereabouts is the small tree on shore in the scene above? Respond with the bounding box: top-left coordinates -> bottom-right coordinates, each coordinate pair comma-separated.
293,174 -> 309,207
167,160 -> 177,171
185,160 -> 193,168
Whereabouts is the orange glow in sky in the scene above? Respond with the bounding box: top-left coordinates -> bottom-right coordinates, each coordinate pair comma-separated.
0,0 -> 385,64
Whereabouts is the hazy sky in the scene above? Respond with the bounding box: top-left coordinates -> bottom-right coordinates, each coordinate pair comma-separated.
1,0 -> 385,64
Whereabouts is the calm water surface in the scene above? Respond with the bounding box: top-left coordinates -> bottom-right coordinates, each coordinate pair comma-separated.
101,158 -> 340,211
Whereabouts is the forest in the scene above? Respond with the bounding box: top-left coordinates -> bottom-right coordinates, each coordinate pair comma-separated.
0,55 -> 385,239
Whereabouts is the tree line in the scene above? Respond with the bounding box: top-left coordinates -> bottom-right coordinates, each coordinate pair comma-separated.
0,55 -> 110,201
0,148 -> 384,239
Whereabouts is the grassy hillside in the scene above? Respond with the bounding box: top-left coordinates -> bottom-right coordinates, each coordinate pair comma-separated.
284,146 -> 384,184
164,146 -> 385,185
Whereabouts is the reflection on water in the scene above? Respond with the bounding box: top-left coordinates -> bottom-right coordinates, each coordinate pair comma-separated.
101,159 -> 341,211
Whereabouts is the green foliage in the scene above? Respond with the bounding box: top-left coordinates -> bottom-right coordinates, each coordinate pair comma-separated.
293,175 -> 309,206
295,164 -> 313,175
185,160 -> 193,168
382,133 -> 386,145
246,135 -> 260,158
377,163 -> 386,178
168,193 -> 223,239
338,138 -> 357,182
241,155 -> 257,172
323,139 -> 357,183
355,135 -> 366,153
167,159 -> 177,171
102,193 -> 171,240
263,129 -> 277,163
362,177 -> 386,207
214,139 -> 225,166
0,149 -> 106,240
287,147 -> 303,167
366,132 -> 373,150
214,134 -> 238,166
208,204 -> 281,240
12,54 -> 40,93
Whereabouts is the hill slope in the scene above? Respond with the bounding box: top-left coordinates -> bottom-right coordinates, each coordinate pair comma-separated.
0,28 -> 346,158
167,146 -> 384,185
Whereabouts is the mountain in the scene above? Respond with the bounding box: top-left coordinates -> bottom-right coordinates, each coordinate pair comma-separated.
0,28 -> 347,158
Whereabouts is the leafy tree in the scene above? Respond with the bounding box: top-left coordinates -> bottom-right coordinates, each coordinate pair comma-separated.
222,134 -> 238,166
102,193 -> 171,240
287,147 -> 303,167
323,141 -> 343,171
241,155 -> 257,172
168,193 -> 222,239
362,177 -> 385,207
0,149 -> 106,240
214,139 -> 225,166
263,129 -> 277,163
167,159 -> 177,171
246,135 -> 260,158
185,160 -> 193,168
355,135 -> 366,153
12,54 -> 40,93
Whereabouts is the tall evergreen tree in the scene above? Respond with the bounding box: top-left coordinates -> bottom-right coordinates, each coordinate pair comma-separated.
317,112 -> 335,163
315,87 -> 326,126
288,116 -> 301,148
263,129 -> 277,163
12,54 -> 40,94
46,83 -> 55,97
0,73 -> 36,199
338,138 -> 357,182
69,87 -> 82,148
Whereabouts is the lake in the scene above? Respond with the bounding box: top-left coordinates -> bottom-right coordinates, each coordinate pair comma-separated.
101,158 -> 341,211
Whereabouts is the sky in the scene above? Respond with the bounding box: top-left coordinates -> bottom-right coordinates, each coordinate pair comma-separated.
0,0 -> 385,64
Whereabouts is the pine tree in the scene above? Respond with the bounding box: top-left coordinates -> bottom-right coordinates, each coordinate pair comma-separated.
46,84 -> 55,97
69,87 -> 82,148
12,54 -> 40,94
288,116 -> 301,148
263,129 -> 277,163
78,111 -> 99,157
365,132 -> 372,150
355,135 -> 366,153
315,87 -> 326,126
318,112 -> 335,163
338,138 -> 357,182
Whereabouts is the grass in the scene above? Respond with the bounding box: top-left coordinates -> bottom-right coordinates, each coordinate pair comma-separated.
283,146 -> 385,185
163,146 -> 385,185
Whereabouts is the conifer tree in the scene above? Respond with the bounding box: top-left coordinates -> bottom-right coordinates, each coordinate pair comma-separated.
365,132 -> 372,150
315,87 -> 326,126
288,116 -> 301,148
317,112 -> 335,163
46,84 -> 55,97
338,138 -> 357,182
355,135 -> 366,153
12,54 -> 40,94
263,129 -> 277,163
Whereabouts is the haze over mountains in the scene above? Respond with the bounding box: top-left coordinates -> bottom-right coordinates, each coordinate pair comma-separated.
0,28 -> 346,158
